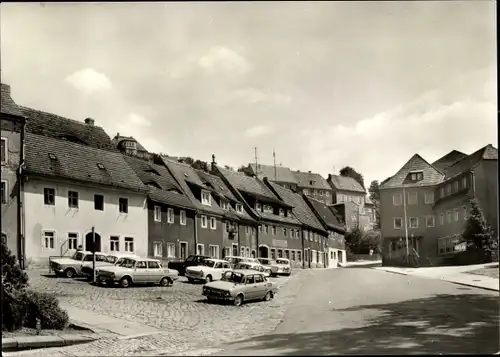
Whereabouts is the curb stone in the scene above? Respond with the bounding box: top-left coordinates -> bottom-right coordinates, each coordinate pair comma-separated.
1,334 -> 97,351
447,280 -> 499,292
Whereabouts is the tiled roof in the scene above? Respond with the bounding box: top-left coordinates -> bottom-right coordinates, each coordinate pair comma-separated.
443,144 -> 498,179
25,133 -> 147,192
265,180 -> 325,232
379,154 -> 444,189
304,196 -> 346,232
1,83 -> 24,117
259,211 -> 302,225
365,196 -> 374,205
162,158 -> 224,216
292,171 -> 331,190
217,167 -> 287,206
432,150 -> 468,173
328,174 -> 365,193
111,134 -> 148,152
123,155 -> 195,210
248,163 -> 298,184
21,106 -> 115,151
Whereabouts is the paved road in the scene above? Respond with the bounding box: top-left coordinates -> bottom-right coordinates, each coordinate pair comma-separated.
213,268 -> 499,355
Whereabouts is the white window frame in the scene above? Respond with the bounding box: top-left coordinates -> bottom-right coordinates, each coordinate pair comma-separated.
197,243 -> 205,255
283,228 -> 287,237
1,180 -> 8,204
426,215 -> 435,228
424,192 -> 434,204
67,232 -> 79,250
325,191 -> 330,197
42,230 -> 56,250
68,190 -> 79,209
453,208 -> 459,222
446,210 -> 451,223
201,190 -> 211,206
167,208 -> 175,224
235,203 -> 243,213
461,176 -> 467,189
94,194 -> 105,211
153,241 -> 163,257
209,244 -> 219,259
393,194 -> 402,206
272,226 -> 276,235
439,213 -> 444,225
279,208 -> 285,216
264,225 -> 269,234
124,237 -> 134,253
393,217 -> 403,229
245,226 -> 250,235
408,217 -> 419,229
463,206 -> 468,220
166,242 -> 176,258
180,210 -> 187,225
0,137 -> 7,163
201,215 -> 208,228
44,187 -> 56,206
240,246 -> 246,257
154,205 -> 162,222
119,197 -> 129,214
109,236 -> 120,252
210,217 -> 217,230
256,202 -> 262,211
232,243 -> 238,256
179,241 -> 188,260
408,191 -> 418,205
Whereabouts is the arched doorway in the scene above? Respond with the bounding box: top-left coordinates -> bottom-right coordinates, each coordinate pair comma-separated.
85,232 -> 102,252
258,245 -> 269,258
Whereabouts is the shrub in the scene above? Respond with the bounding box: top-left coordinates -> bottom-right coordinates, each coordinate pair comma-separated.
1,241 -> 28,294
2,287 -> 28,331
23,290 -> 69,330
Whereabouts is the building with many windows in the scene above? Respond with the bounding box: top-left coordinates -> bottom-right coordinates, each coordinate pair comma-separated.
292,170 -> 333,205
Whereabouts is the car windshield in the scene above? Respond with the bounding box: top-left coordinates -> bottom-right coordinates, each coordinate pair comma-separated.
203,260 -> 216,268
276,259 -> 289,265
245,258 -> 259,264
107,256 -> 118,264
221,272 -> 244,284
72,252 -> 85,261
235,263 -> 250,269
118,258 -> 136,268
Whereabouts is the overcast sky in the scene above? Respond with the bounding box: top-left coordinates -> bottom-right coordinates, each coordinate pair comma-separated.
1,1 -> 496,185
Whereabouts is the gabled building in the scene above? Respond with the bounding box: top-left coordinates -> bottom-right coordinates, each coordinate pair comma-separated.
1,83 -> 26,265
264,178 -> 327,268
431,150 -> 468,175
123,155 -> 197,263
196,169 -> 257,258
330,201 -> 364,232
379,154 -> 444,266
364,196 -> 377,226
212,160 -> 303,261
111,133 -> 152,161
23,132 -> 149,267
328,174 -> 366,209
303,195 -> 347,268
292,170 -> 333,204
162,158 -> 225,258
245,163 -> 298,191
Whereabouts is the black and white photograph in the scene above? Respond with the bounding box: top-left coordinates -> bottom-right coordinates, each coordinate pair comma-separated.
0,1 -> 498,356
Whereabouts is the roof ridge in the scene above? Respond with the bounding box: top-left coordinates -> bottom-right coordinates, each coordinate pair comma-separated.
20,105 -> 105,129
26,132 -> 117,157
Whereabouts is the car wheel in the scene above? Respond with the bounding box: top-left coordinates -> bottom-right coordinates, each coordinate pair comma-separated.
64,268 -> 76,278
205,275 -> 212,283
160,277 -> 172,287
120,277 -> 131,288
264,291 -> 272,301
234,294 -> 244,307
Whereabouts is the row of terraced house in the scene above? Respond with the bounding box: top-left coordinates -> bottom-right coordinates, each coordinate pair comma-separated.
1,83 -> 380,270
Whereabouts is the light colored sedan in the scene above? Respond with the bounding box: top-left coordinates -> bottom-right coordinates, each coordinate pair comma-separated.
81,253 -> 139,281
50,251 -> 105,278
97,257 -> 179,288
234,262 -> 271,278
185,258 -> 232,283
202,269 -> 278,306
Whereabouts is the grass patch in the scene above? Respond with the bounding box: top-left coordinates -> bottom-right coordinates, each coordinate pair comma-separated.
467,265 -> 499,280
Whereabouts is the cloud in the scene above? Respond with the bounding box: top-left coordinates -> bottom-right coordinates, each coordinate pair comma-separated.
245,125 -> 274,138
199,46 -> 252,75
228,87 -> 291,106
64,68 -> 112,95
127,112 -> 151,127
301,65 -> 497,184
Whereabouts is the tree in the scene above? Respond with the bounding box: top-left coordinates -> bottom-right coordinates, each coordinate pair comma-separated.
462,199 -> 496,256
178,157 -> 194,165
340,166 -> 365,189
344,227 -> 364,254
368,180 -> 381,229
237,165 -> 247,173
224,165 -> 234,171
192,160 -> 209,172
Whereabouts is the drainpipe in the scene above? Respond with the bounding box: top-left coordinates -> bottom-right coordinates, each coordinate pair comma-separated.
193,212 -> 198,256
256,220 -> 260,258
301,229 -> 305,269
17,117 -> 26,269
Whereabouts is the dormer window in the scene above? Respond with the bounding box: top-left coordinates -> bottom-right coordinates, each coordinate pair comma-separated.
309,180 -> 315,185
97,163 -> 105,170
409,171 -> 424,181
220,200 -> 229,210
201,190 -> 211,206
235,203 -> 243,213
256,202 -> 262,211
48,153 -> 57,161
279,208 -> 285,217
287,209 -> 293,217
263,204 -> 273,214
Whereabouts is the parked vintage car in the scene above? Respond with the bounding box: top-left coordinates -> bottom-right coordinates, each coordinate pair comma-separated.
49,251 -> 101,278
257,258 -> 280,277
97,257 -> 179,288
275,258 -> 292,276
202,269 -> 278,306
234,261 -> 271,278
169,255 -> 210,276
223,256 -> 251,268
81,253 -> 139,281
185,258 -> 232,283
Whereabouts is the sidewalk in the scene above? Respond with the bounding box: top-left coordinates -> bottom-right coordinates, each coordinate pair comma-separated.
346,260 -> 382,268
374,263 -> 499,291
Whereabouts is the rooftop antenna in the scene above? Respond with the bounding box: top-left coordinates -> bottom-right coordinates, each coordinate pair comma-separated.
273,148 -> 277,181
254,147 -> 258,176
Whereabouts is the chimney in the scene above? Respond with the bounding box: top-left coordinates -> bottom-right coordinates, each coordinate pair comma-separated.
308,171 -> 311,173
84,118 -> 95,126
116,132 -> 120,138
211,154 -> 217,173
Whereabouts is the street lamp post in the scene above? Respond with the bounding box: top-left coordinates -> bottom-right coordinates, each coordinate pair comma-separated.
402,185 -> 409,263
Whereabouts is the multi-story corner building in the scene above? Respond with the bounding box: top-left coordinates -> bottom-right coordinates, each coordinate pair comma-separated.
245,163 -> 298,191
23,132 -> 149,268
303,195 -> 347,268
292,170 -> 333,205
379,145 -> 498,267
327,174 -> 366,208
432,145 -> 498,258
124,155 -> 197,263
1,83 -> 26,264
196,169 -> 257,258
212,163 -> 303,262
364,196 -> 377,228
264,178 -> 327,268
162,159 -> 225,258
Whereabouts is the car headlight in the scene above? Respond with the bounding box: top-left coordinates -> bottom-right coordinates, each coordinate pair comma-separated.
225,291 -> 230,296
200,270 -> 204,277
